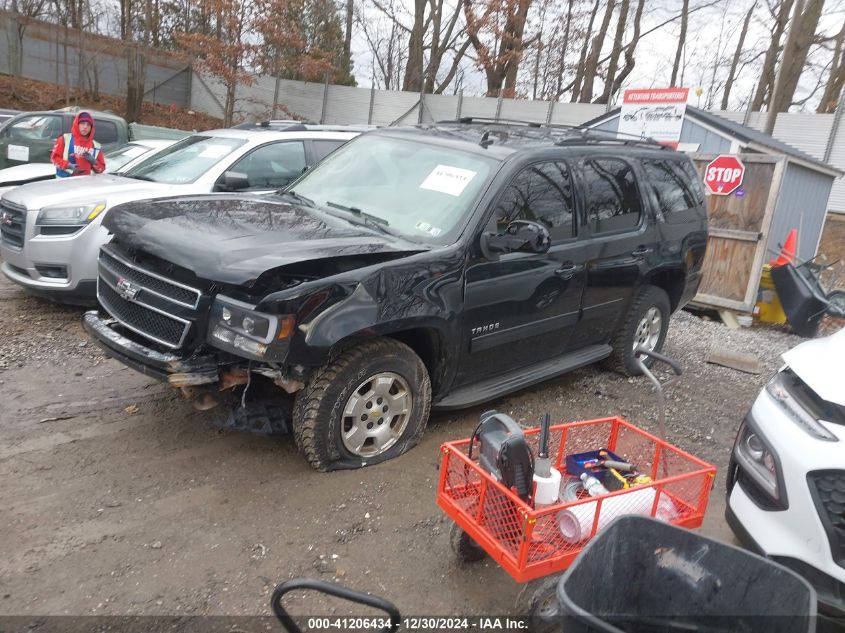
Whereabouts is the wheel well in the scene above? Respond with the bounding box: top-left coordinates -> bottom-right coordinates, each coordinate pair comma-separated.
646,269 -> 685,312
386,328 -> 445,396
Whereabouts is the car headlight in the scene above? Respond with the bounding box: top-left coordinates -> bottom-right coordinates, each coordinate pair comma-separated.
36,201 -> 106,226
733,418 -> 781,503
207,295 -> 294,359
765,370 -> 838,442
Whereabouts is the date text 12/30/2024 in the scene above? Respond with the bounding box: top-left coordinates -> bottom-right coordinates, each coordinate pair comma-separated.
306,617 -> 529,630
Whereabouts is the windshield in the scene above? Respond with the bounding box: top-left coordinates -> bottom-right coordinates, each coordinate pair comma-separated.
123,135 -> 245,184
287,134 -> 498,244
3,115 -> 62,142
105,143 -> 154,173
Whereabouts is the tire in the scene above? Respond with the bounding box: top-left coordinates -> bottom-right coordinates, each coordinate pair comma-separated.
292,338 -> 431,471
606,285 -> 671,376
828,289 -> 845,318
449,522 -> 486,563
515,575 -> 562,633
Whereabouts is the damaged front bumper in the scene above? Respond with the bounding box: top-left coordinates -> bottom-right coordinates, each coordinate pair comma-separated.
82,310 -> 220,386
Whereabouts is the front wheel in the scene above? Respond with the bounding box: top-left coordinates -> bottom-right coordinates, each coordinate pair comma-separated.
828,289 -> 845,318
292,338 -> 431,471
606,285 -> 671,376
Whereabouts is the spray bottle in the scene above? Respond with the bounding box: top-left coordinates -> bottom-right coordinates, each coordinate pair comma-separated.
532,413 -> 562,506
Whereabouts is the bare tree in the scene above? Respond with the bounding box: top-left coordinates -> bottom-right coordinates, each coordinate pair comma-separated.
596,0 -> 627,104
577,0 -> 615,102
765,0 -> 826,132
570,0 -> 599,101
6,0 -> 49,98
751,0 -> 795,111
721,1 -> 757,109
817,19 -> 845,112
464,0 -> 535,96
670,0 -> 689,86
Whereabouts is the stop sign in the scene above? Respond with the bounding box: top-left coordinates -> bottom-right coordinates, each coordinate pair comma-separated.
704,155 -> 745,195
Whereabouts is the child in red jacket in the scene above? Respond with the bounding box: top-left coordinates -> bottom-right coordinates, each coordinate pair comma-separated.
50,111 -> 106,177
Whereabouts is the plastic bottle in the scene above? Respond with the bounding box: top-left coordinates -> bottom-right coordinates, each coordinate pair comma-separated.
580,472 -> 609,496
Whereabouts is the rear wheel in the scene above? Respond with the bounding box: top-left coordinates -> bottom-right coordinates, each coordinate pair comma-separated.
606,285 -> 671,376
515,575 -> 562,633
292,338 -> 431,471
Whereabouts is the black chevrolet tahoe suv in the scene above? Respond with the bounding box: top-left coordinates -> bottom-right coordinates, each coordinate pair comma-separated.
82,122 -> 708,471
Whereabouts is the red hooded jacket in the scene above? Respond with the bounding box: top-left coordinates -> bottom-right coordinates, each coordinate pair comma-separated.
50,111 -> 106,177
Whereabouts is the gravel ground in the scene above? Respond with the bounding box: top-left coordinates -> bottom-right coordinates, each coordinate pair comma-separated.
0,271 -> 827,622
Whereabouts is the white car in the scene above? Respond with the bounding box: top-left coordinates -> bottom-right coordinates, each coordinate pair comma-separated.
0,139 -> 176,197
0,127 -> 358,304
726,327 -> 845,619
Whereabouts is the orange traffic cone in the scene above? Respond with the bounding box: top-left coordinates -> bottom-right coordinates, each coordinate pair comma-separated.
770,228 -> 797,266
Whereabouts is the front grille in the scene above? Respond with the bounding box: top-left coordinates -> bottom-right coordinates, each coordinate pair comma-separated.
0,200 -> 26,249
98,281 -> 188,348
100,248 -> 200,308
808,471 -> 845,568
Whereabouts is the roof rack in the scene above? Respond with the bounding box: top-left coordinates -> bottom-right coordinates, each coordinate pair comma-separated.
448,117 -> 543,128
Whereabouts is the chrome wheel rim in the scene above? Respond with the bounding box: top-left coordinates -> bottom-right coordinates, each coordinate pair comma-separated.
341,372 -> 412,457
633,306 -> 662,353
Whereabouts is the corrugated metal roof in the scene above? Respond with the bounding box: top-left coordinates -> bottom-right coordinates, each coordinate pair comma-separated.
583,106 -> 842,177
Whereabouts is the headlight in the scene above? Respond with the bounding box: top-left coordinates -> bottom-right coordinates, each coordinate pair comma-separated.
765,370 -> 838,442
733,419 -> 780,503
36,201 -> 106,226
208,295 -> 294,359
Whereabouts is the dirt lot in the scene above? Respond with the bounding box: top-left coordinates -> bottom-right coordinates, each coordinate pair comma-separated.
0,270 -> 822,622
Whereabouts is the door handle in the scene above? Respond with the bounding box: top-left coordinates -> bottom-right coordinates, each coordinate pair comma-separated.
631,247 -> 653,257
555,263 -> 580,279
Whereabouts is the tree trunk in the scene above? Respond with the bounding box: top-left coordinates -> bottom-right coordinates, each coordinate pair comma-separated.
579,0 -> 616,103
765,0 -> 826,133
570,0 -> 600,102
125,46 -> 146,122
751,0 -> 795,111
721,1 -> 756,109
670,0 -> 688,87
402,0 -> 425,91
554,0 -> 574,99
817,21 -> 845,112
502,0 -> 532,96
343,0 -> 353,76
608,0 -> 644,99
597,0 -> 628,104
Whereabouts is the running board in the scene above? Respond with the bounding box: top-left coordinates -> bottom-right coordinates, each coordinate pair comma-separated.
433,344 -> 612,410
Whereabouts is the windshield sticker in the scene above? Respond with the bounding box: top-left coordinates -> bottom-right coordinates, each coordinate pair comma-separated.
198,145 -> 231,159
415,221 -> 442,237
7,145 -> 29,162
419,165 -> 477,197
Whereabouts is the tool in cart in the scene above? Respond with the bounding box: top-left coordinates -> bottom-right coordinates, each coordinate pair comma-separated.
533,413 -> 561,506
471,410 -> 534,502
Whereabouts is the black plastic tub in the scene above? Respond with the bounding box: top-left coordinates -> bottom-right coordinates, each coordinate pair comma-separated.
771,263 -> 828,338
557,516 -> 817,633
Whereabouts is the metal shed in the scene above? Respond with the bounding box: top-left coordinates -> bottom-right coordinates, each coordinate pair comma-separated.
583,106 -> 843,313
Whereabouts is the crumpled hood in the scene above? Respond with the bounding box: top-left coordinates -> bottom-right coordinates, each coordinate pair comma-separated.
782,327 -> 845,407
2,174 -> 171,209
104,194 -> 424,286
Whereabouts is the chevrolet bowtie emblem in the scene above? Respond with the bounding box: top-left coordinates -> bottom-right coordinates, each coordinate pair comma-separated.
116,277 -> 141,301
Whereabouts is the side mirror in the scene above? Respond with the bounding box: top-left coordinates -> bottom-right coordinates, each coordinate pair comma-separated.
217,171 -> 250,192
480,220 -> 551,259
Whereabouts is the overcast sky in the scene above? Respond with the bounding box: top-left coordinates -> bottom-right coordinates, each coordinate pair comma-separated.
349,0 -> 845,111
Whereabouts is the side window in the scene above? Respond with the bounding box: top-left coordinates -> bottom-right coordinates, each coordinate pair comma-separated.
493,161 -> 575,241
641,159 -> 700,222
230,141 -> 306,190
313,139 -> 347,161
94,120 -> 119,145
582,158 -> 642,234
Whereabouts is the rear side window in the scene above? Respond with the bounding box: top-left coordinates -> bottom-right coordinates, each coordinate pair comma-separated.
313,139 -> 347,161
642,159 -> 702,222
94,120 -> 119,144
582,158 -> 643,234
493,161 -> 575,241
